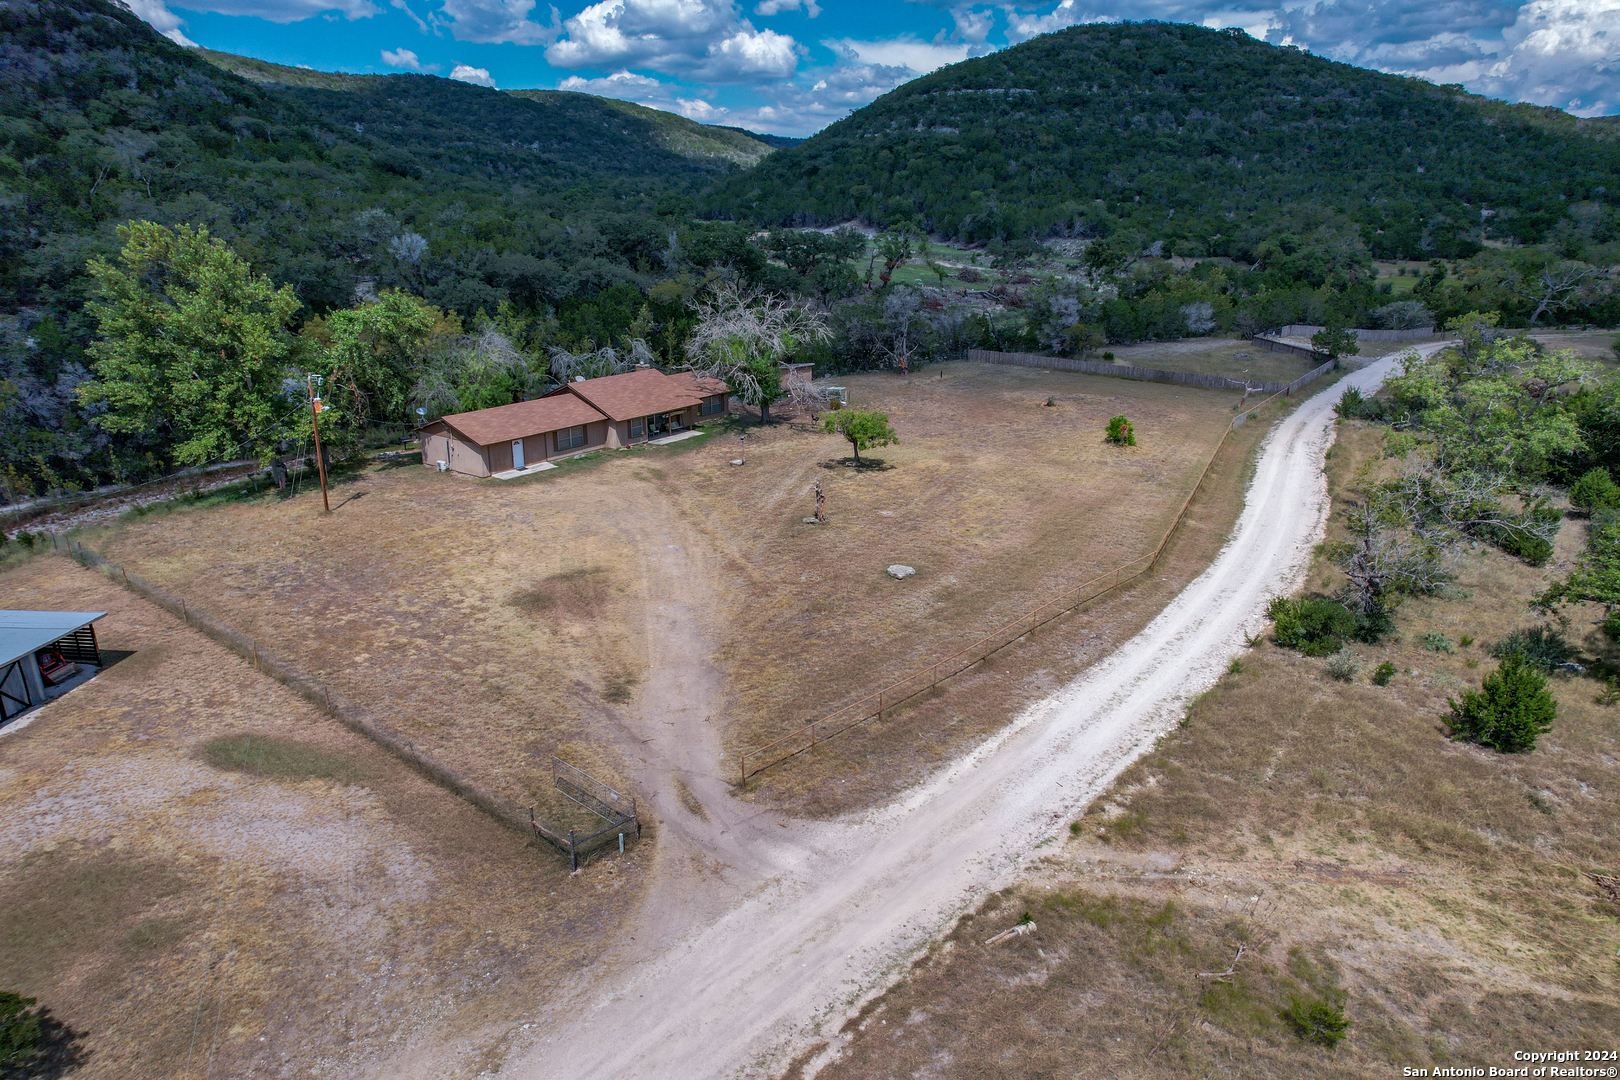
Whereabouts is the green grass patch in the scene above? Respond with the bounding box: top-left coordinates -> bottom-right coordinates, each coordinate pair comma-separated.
200,734 -> 366,782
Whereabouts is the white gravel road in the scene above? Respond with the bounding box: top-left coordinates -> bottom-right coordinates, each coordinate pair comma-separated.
508,349 -> 1428,1080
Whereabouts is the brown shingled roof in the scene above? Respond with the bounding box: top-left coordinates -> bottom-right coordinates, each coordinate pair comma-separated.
436,394 -> 606,447
555,367 -> 725,422
669,371 -> 730,398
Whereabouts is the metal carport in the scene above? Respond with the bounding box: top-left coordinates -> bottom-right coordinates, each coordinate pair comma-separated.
0,610 -> 106,725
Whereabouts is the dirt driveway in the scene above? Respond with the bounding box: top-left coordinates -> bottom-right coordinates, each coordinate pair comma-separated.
481,348 -> 1438,1079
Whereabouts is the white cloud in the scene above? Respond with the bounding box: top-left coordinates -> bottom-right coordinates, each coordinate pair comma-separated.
437,0 -> 563,43
449,62 -> 498,86
951,5 -> 996,42
381,46 -> 428,68
823,35 -> 974,73
1002,0 -> 1094,43
754,0 -> 820,17
392,0 -> 432,32
546,0 -> 802,83
121,0 -> 197,44
153,0 -> 382,23
558,69 -> 670,93
1268,0 -> 1620,116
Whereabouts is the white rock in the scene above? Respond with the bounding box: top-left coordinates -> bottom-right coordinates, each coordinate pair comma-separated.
887,564 -> 916,579
730,459 -> 745,466
803,517 -> 820,524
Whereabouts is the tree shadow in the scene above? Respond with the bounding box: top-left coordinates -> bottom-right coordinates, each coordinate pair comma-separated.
333,491 -> 368,510
0,1007 -> 89,1079
819,457 -> 894,471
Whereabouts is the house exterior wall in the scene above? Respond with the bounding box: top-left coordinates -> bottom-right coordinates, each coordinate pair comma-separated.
421,428 -> 491,477
488,439 -> 514,474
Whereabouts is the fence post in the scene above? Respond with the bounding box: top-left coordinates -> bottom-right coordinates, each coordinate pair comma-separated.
633,797 -> 641,839
568,830 -> 577,872
739,755 -> 747,786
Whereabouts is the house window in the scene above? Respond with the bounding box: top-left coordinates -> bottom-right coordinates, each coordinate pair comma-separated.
557,425 -> 587,450
700,395 -> 724,416
630,417 -> 644,438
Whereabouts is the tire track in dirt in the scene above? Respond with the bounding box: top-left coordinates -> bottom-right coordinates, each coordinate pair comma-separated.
485,349 -> 1437,1079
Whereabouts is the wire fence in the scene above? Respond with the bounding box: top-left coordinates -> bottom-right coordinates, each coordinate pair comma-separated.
533,756 -> 641,870
48,533 -> 553,849
737,367 -> 1325,783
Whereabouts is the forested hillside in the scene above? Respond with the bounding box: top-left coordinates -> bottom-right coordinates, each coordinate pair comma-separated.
197,49 -> 779,168
0,0 -> 775,495
716,22 -> 1620,259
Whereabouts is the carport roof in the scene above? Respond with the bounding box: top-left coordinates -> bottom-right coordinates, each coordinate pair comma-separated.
0,611 -> 105,667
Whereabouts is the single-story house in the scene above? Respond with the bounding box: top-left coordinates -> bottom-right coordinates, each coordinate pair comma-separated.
548,368 -> 729,449
419,367 -> 729,477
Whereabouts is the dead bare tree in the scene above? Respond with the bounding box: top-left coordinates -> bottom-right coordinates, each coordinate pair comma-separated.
1519,261 -> 1602,326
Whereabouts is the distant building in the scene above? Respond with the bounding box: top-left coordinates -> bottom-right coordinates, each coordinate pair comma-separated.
418,367 -> 729,478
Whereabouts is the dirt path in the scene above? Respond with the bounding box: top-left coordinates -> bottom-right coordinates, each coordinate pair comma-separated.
608,504 -> 810,952
471,348 -> 1441,1079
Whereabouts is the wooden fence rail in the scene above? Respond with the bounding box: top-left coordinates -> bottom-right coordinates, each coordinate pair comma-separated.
737,361 -> 1331,783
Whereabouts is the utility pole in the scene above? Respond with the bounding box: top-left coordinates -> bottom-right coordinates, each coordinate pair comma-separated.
307,374 -> 330,514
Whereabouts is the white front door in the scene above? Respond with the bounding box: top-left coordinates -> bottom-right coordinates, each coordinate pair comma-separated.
512,439 -> 525,470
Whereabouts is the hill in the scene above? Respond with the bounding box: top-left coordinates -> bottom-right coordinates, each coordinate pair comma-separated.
715,21 -> 1620,259
0,0 -> 774,496
193,49 -> 779,168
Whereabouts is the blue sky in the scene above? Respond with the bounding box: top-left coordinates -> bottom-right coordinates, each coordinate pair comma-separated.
125,0 -> 1620,136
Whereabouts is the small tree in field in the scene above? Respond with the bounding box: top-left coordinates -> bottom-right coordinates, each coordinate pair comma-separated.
823,409 -> 897,464
1311,321 -> 1361,363
1447,652 -> 1557,752
1105,415 -> 1136,445
1570,467 -> 1620,513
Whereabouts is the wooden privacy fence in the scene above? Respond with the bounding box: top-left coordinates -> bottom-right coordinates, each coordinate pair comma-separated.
737,368 -> 1326,783
969,348 -> 1334,398
48,533 -> 616,864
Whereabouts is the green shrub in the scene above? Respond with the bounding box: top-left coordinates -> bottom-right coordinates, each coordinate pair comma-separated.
1372,661 -> 1397,686
0,992 -> 41,1065
1468,497 -> 1559,566
1604,610 -> 1620,642
1269,596 -> 1357,656
1448,653 -> 1558,753
1420,632 -> 1455,654
14,532 -> 34,550
1571,467 -> 1620,513
1491,627 -> 1574,673
1334,386 -> 1389,421
1283,995 -> 1350,1048
1325,651 -> 1359,682
1104,414 -> 1136,446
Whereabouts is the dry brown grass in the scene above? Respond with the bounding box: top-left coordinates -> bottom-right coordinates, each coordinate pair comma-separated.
815,419 -> 1620,1079
0,557 -> 648,1080
79,362 -> 1255,817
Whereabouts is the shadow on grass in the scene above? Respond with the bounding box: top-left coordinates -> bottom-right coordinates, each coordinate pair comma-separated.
819,457 -> 894,471
0,1005 -> 89,1080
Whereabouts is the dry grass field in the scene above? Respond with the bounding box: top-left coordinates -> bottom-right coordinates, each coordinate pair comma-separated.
1532,328 -> 1619,364
0,556 -> 648,1080
1102,335 -> 1435,385
74,362 -> 1256,818
813,419 -> 1620,1079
